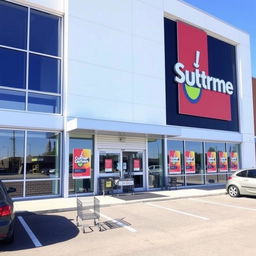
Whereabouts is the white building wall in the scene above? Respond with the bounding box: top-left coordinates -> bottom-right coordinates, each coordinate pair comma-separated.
66,0 -> 166,125
65,0 -> 255,167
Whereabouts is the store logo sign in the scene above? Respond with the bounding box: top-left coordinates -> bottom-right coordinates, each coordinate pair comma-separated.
174,21 -> 232,121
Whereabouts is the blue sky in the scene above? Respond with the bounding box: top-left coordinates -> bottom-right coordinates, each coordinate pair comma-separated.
183,0 -> 256,77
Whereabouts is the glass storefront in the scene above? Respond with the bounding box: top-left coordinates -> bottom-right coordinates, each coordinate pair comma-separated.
167,139 -> 241,187
167,140 -> 185,186
1,129 -> 61,198
185,141 -> 204,186
148,138 -> 164,189
69,135 -> 94,194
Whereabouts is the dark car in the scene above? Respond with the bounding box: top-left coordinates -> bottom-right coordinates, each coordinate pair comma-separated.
0,181 -> 16,243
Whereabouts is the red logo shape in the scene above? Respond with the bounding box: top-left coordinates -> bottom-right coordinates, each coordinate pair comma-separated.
176,21 -> 231,121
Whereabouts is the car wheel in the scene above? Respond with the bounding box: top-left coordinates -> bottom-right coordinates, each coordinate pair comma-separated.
228,185 -> 240,197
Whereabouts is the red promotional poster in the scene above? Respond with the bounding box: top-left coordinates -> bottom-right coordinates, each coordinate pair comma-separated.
219,152 -> 228,172
230,152 -> 238,171
105,159 -> 113,173
72,149 -> 91,179
176,21 -> 231,121
207,152 -> 217,173
133,159 -> 141,171
169,150 -> 181,174
185,151 -> 195,174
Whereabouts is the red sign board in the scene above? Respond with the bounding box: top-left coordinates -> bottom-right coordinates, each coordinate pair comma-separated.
176,21 -> 231,121
185,151 -> 195,174
169,150 -> 181,174
207,152 -> 217,173
105,159 -> 113,173
230,152 -> 238,171
219,152 -> 228,172
133,159 -> 140,171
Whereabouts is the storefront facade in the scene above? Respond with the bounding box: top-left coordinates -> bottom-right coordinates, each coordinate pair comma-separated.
0,0 -> 255,199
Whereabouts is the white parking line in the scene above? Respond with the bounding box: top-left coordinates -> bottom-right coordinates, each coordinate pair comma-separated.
18,216 -> 42,247
189,198 -> 256,211
146,202 -> 209,221
91,210 -> 137,233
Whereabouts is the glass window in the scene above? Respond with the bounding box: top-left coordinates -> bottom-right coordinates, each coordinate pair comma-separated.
0,1 -> 27,49
167,140 -> 184,185
26,132 -> 60,179
30,9 -> 61,56
237,170 -> 247,177
0,89 -> 25,110
28,93 -> 60,113
29,54 -> 61,93
2,181 -> 23,198
227,143 -> 240,171
0,48 -> 26,89
148,138 -> 164,189
205,142 -> 226,184
69,136 -> 94,194
25,180 -> 59,196
248,169 -> 256,178
99,152 -> 120,173
0,130 -> 25,180
185,141 -> 204,186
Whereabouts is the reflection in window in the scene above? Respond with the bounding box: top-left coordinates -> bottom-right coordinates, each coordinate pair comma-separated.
26,180 -> 59,196
0,1 -> 27,49
28,93 -> 60,113
0,48 -> 26,89
148,138 -> 164,189
30,9 -> 61,56
29,54 -> 61,93
99,153 -> 120,173
26,132 -> 60,179
0,130 -> 25,180
0,89 -> 25,110
185,141 -> 204,185
69,136 -> 94,194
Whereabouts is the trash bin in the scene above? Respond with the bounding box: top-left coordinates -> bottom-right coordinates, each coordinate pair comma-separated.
99,177 -> 114,195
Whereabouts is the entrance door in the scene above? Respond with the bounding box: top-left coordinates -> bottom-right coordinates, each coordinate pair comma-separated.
122,151 -> 145,191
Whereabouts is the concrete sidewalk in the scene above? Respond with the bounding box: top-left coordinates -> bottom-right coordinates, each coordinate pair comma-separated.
14,187 -> 227,213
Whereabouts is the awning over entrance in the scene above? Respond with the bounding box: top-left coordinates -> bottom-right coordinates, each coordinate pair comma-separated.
67,118 -> 181,137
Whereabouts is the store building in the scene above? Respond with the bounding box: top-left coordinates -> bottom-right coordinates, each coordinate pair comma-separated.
0,0 -> 255,200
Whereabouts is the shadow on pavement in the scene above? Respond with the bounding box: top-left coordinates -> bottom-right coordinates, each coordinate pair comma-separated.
1,211 -> 79,251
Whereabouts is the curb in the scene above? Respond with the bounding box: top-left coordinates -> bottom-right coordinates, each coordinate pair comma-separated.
16,190 -> 227,215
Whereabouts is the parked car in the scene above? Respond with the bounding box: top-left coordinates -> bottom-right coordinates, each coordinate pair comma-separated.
0,181 -> 16,243
226,169 -> 256,197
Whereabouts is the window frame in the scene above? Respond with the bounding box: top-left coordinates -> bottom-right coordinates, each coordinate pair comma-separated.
0,2 -> 63,115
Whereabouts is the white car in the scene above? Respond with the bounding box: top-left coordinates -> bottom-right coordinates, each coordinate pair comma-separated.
226,169 -> 256,197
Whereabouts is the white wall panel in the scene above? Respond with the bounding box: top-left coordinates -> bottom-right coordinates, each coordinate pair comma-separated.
68,0 -> 132,33
68,16 -> 133,72
68,60 -> 133,104
67,94 -> 134,122
133,0 -> 164,42
97,135 -> 146,150
133,36 -> 165,79
17,0 -> 64,13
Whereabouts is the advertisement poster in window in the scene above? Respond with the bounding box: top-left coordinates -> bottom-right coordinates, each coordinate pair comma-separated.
230,152 -> 238,171
133,159 -> 140,171
72,149 -> 91,179
169,150 -> 181,174
219,152 -> 228,172
207,152 -> 217,173
105,159 -> 113,173
185,151 -> 195,174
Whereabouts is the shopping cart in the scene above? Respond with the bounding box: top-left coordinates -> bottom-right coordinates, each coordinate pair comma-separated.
76,197 -> 101,233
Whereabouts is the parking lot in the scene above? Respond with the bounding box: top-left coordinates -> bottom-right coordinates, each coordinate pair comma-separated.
1,194 -> 256,256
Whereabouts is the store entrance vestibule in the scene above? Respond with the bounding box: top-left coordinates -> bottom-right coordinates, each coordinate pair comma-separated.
98,149 -> 146,192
